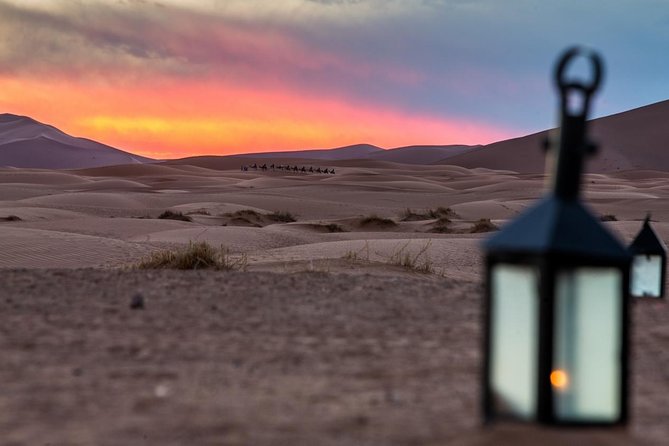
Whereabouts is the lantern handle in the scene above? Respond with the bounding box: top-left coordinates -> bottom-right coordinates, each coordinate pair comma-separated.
554,47 -> 603,118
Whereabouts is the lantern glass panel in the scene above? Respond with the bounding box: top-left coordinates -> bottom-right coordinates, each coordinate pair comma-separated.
631,254 -> 662,298
553,267 -> 622,421
490,264 -> 539,419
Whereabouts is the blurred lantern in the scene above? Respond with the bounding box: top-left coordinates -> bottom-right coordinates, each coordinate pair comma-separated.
629,215 -> 666,298
482,47 -> 631,426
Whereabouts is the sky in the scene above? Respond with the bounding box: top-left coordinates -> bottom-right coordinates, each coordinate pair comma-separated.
0,0 -> 668,158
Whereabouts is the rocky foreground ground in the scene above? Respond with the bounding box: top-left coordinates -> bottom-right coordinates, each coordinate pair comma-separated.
1,269 -> 667,445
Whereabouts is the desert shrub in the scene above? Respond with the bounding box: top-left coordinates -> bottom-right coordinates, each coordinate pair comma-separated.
469,218 -> 498,233
389,240 -> 433,274
359,214 -> 397,227
428,207 -> 458,219
430,216 -> 452,233
158,210 -> 192,222
342,241 -> 370,263
222,210 -> 262,227
600,214 -> 617,222
1,215 -> 22,222
225,210 -> 261,218
400,207 -> 457,222
222,209 -> 296,224
186,209 -> 211,216
136,241 -> 247,270
268,211 -> 297,223
399,208 -> 425,221
325,223 -> 346,233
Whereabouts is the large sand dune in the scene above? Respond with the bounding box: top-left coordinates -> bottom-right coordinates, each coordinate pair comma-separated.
0,114 -> 153,169
444,99 -> 669,173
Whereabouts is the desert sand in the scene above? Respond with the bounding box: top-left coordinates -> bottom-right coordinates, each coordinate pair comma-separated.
1,158 -> 668,445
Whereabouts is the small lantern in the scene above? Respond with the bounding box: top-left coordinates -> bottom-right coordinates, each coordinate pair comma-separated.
629,215 -> 666,298
482,48 -> 631,426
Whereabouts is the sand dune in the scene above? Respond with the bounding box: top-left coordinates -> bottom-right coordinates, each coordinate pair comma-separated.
444,99 -> 669,173
368,144 -> 477,164
0,226 -> 151,268
2,158 -> 665,270
0,114 -> 153,169
223,144 -> 479,165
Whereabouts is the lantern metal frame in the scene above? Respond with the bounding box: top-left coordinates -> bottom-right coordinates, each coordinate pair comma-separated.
482,47 -> 631,427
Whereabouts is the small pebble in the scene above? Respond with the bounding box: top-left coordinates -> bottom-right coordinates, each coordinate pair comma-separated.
154,384 -> 170,398
130,293 -> 145,310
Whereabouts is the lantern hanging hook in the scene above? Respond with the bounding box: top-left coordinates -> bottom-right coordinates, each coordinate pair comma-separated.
554,47 -> 603,119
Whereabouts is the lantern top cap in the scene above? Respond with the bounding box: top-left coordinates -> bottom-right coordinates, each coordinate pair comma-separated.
555,47 -> 603,99
629,215 -> 666,255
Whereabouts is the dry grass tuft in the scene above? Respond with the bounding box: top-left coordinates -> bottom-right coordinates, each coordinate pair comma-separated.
186,209 -> 211,216
429,207 -> 458,219
1,215 -> 22,222
268,211 -> 297,223
343,241 -> 370,263
158,210 -> 193,222
400,206 -> 458,221
469,218 -> 498,233
224,209 -> 261,219
136,241 -> 247,270
324,223 -> 346,233
600,214 -> 618,222
222,209 -> 296,226
359,214 -> 397,228
389,240 -> 434,274
400,207 -> 458,222
430,216 -> 452,233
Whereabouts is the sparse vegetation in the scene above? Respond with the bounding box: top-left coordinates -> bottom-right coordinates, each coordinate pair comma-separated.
325,223 -> 346,233
221,209 -> 296,226
389,240 -> 434,274
136,241 -> 247,270
186,209 -> 211,216
428,207 -> 458,219
342,240 -> 438,275
268,210 -> 297,223
400,208 -> 426,221
343,241 -> 370,263
1,215 -> 22,222
430,216 -> 452,233
158,210 -> 193,222
222,210 -> 263,227
600,214 -> 618,222
400,207 -> 458,221
224,209 -> 261,219
469,218 -> 498,233
359,214 -> 397,228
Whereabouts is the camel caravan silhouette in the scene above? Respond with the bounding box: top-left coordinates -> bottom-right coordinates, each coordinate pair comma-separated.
241,163 -> 335,174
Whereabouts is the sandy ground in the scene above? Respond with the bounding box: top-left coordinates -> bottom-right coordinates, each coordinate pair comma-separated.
1,270 -> 666,446
2,160 -> 669,444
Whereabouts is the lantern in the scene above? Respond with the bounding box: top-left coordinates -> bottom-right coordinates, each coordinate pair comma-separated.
629,215 -> 666,298
482,48 -> 631,426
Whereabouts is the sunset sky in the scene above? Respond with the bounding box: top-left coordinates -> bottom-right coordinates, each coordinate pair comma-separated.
0,0 -> 668,158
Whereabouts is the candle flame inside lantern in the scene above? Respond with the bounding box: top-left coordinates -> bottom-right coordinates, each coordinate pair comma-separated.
550,369 -> 569,389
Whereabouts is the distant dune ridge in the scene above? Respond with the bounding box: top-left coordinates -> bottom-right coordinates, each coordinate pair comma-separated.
0,114 -> 153,169
443,99 -> 669,173
3,99 -> 669,171
232,143 -> 478,164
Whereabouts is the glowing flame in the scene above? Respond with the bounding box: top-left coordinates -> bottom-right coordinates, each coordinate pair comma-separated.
550,369 -> 569,389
